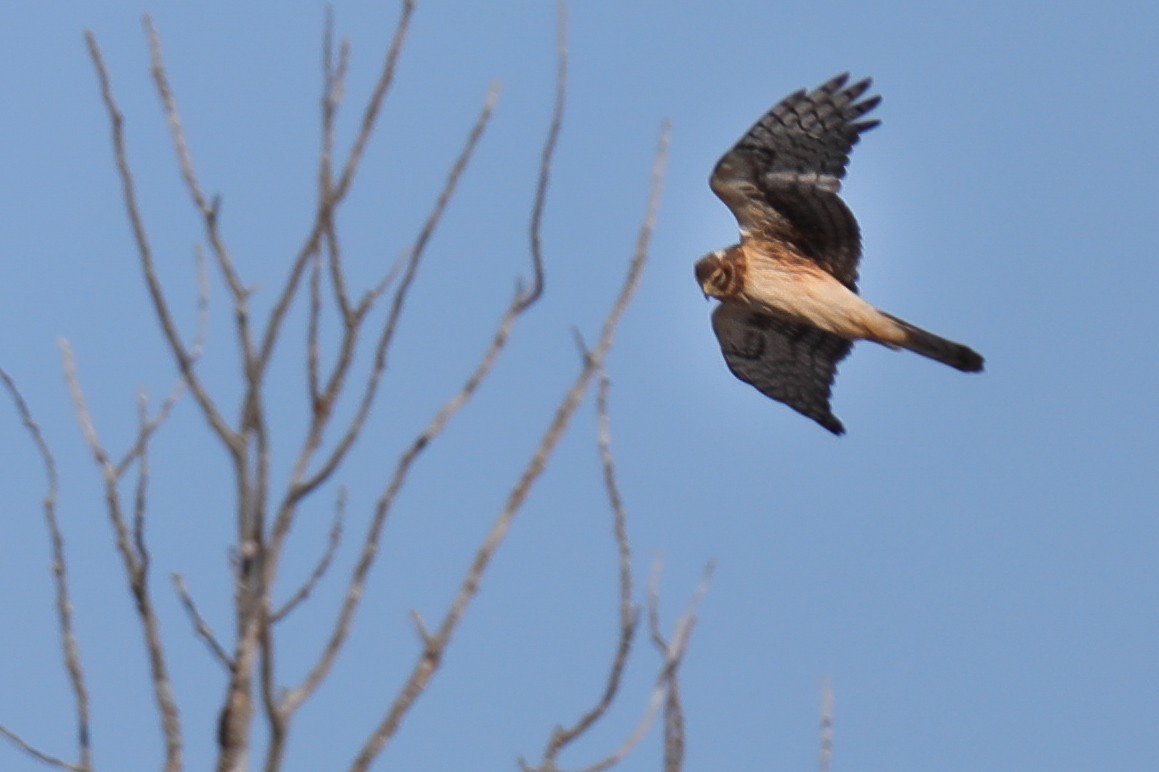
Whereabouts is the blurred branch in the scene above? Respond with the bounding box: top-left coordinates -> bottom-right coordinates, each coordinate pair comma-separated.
819,678 -> 834,772
84,30 -> 239,457
0,728 -> 82,772
272,488 -> 346,623
172,573 -> 232,670
646,560 -> 713,772
576,559 -> 711,772
71,5 -> 698,772
59,342 -> 184,771
350,112 -> 671,771
258,0 -> 416,372
518,0 -> 568,312
529,558 -> 711,772
524,368 -> 640,771
274,80 -> 506,722
282,81 -> 501,509
0,370 -> 91,772
260,12 -> 497,771
144,15 -> 249,322
255,86 -> 503,758
307,252 -> 324,407
115,245 -> 208,478
320,11 -> 354,323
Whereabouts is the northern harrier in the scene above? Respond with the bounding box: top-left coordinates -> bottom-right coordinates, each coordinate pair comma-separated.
696,73 -> 983,435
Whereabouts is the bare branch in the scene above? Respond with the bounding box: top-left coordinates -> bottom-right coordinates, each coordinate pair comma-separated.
660,670 -> 684,772
320,14 -> 355,323
362,247 -> 410,310
819,678 -> 834,772
144,14 -> 249,312
280,114 -> 515,721
351,118 -> 670,771
409,610 -> 436,650
114,246 -> 207,479
253,22 -> 496,771
58,342 -> 184,771
529,367 -> 640,770
648,561 -> 713,772
596,372 -> 636,662
59,341 -> 111,469
132,394 -> 151,575
0,370 -> 91,772
541,558 -> 710,772
172,573 -> 232,670
614,560 -> 712,772
84,31 -> 240,456
519,0 -> 568,312
307,252 -> 324,406
272,488 -> 346,622
258,0 -> 416,371
0,727 -> 83,772
285,285 -> 520,718
285,82 -> 501,506
331,0 -> 415,202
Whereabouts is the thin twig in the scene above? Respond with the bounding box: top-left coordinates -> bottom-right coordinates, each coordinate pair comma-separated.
171,574 -> 232,670
173,574 -> 232,670
276,85 -> 507,720
84,30 -> 239,456
272,488 -> 346,622
114,245 -> 208,478
556,559 -> 712,772
518,0 -> 568,312
320,11 -> 355,323
819,678 -> 834,772
0,370 -> 92,772
257,12 -> 480,770
0,727 -> 83,772
529,367 -> 640,770
331,0 -> 415,203
258,0 -> 415,371
283,82 -> 501,509
646,560 -> 678,764
350,118 -> 670,772
648,561 -> 713,772
259,86 -> 502,735
58,342 -> 184,771
144,15 -> 248,310
132,394 -> 152,576
307,251 -> 323,407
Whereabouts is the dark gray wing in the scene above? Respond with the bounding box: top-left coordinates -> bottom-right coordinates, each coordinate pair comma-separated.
711,303 -> 852,435
710,73 -> 880,291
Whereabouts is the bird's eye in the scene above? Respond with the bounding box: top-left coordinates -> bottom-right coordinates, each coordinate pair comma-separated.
713,263 -> 732,291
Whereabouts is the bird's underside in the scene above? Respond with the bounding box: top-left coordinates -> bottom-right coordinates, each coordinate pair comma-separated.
697,73 -> 983,434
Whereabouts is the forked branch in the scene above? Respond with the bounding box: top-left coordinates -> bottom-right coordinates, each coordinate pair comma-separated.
350,121 -> 671,771
59,344 -> 183,772
84,31 -> 239,457
524,368 -> 640,771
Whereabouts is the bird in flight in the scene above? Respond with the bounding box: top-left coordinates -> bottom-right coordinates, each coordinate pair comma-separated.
696,73 -> 983,434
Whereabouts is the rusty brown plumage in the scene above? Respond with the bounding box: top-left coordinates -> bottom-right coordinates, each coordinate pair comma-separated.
697,73 -> 983,434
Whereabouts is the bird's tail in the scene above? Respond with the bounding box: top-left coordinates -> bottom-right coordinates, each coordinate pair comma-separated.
882,313 -> 984,372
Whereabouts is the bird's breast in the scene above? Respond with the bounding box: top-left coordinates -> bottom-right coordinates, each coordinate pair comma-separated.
740,250 -> 883,340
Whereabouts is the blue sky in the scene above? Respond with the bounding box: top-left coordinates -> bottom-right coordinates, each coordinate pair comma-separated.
2,1 -> 1156,770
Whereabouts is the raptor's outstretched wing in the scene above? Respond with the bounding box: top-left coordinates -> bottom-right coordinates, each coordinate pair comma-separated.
710,303 -> 852,434
710,73 -> 880,290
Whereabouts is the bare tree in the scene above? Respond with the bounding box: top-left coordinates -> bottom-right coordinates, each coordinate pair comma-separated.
1,2 -> 710,770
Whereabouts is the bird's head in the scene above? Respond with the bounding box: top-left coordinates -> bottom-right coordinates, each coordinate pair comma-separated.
695,247 -> 742,300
